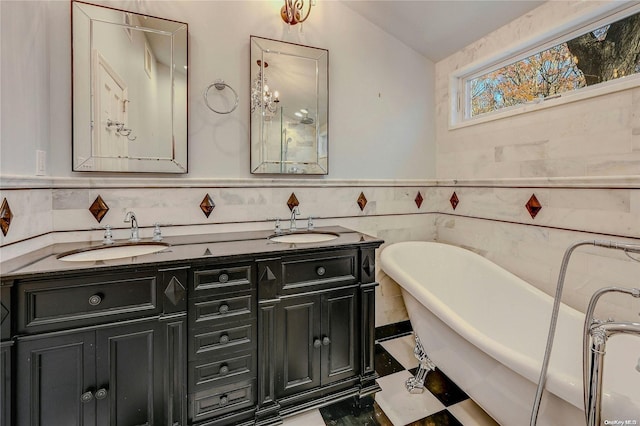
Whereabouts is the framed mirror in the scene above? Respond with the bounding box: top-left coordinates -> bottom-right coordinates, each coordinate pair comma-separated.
250,36 -> 328,175
72,1 -> 188,173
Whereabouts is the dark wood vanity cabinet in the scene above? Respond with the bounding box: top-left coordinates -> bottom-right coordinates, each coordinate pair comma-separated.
2,265 -> 188,426
1,229 -> 382,426
256,245 -> 381,424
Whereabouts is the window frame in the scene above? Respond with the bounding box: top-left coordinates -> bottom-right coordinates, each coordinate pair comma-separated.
449,1 -> 640,129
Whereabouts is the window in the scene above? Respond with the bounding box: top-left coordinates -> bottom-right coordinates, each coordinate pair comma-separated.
452,3 -> 640,126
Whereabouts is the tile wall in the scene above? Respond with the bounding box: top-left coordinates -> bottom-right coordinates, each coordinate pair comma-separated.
2,176 -> 639,324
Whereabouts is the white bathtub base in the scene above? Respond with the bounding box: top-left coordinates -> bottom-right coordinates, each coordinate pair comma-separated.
403,291 -> 583,426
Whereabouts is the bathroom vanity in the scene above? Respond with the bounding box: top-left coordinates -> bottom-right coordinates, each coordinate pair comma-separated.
0,227 -> 383,425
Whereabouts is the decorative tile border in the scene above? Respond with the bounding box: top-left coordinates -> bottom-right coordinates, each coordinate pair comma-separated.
89,195 -> 109,223
200,194 -> 215,218
0,198 -> 12,236
449,192 -> 459,210
287,193 -> 299,211
525,193 -> 542,219
357,192 -> 368,211
415,192 -> 424,209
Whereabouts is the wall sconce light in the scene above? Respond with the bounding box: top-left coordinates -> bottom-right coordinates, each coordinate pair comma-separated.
281,0 -> 315,27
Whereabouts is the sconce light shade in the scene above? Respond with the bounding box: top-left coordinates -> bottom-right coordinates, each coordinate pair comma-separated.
281,0 -> 314,26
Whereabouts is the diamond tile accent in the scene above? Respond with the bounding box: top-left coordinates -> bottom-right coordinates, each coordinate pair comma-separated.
415,191 -> 424,208
89,195 -> 109,223
164,276 -> 186,306
450,192 -> 459,210
287,193 -> 299,211
0,301 -> 8,325
200,194 -> 215,218
357,192 -> 368,211
362,255 -> 374,277
526,193 -> 542,219
0,198 -> 13,236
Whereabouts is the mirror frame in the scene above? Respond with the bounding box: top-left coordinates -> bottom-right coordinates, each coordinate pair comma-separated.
71,1 -> 188,173
250,36 -> 329,175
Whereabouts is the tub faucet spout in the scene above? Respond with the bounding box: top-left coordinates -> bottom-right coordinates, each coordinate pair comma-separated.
124,211 -> 140,242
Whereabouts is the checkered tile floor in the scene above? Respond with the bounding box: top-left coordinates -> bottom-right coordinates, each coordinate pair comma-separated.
282,332 -> 499,426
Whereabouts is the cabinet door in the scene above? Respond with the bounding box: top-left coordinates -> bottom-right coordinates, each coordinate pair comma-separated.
95,320 -> 164,426
1,342 -> 11,426
321,287 -> 359,386
16,330 -> 96,426
275,295 -> 321,398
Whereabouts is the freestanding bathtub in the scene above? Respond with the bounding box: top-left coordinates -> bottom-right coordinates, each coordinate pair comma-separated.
380,241 -> 640,426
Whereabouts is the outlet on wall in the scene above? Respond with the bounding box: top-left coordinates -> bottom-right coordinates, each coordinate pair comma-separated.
36,150 -> 46,176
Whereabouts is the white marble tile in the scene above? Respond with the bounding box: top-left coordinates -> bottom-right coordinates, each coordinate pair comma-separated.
282,408 -> 326,426
448,399 -> 499,426
375,370 -> 445,426
380,334 -> 418,370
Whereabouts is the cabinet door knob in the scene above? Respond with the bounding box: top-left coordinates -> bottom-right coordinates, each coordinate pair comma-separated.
95,388 -> 108,400
219,395 -> 229,406
80,391 -> 94,403
88,294 -> 102,306
313,338 -> 322,348
219,304 -> 229,314
219,273 -> 229,283
322,336 -> 331,346
219,364 -> 229,375
219,334 -> 230,344
316,266 -> 326,276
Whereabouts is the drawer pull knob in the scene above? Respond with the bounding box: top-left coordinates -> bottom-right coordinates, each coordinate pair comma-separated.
322,336 -> 331,346
219,395 -> 229,406
313,338 -> 322,348
219,304 -> 229,314
316,266 -> 326,276
219,334 -> 230,345
81,391 -> 94,403
95,388 -> 108,400
88,294 -> 102,306
219,273 -> 229,283
219,364 -> 229,375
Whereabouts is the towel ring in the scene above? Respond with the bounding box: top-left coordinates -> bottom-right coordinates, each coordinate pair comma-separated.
203,79 -> 238,114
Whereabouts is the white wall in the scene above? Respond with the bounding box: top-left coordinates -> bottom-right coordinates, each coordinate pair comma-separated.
1,0 -> 436,180
431,0 -> 640,321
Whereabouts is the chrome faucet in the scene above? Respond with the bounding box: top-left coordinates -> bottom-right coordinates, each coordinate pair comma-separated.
290,206 -> 300,231
124,211 -> 140,242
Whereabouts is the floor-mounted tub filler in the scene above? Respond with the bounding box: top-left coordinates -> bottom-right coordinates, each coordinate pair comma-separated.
380,241 -> 640,426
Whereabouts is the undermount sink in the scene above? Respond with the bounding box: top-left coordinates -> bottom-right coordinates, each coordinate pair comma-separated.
57,242 -> 170,262
269,231 -> 339,244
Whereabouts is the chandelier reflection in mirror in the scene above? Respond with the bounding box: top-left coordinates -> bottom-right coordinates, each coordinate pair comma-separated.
250,60 -> 280,118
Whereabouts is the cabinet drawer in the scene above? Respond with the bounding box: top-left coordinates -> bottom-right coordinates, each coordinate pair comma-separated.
190,292 -> 255,329
190,379 -> 255,423
190,320 -> 256,360
191,264 -> 253,296
281,250 -> 357,294
189,350 -> 255,392
17,272 -> 160,334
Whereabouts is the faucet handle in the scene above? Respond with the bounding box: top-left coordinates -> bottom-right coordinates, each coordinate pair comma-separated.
152,223 -> 163,241
268,218 -> 282,234
307,216 -> 315,231
103,225 -> 114,245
